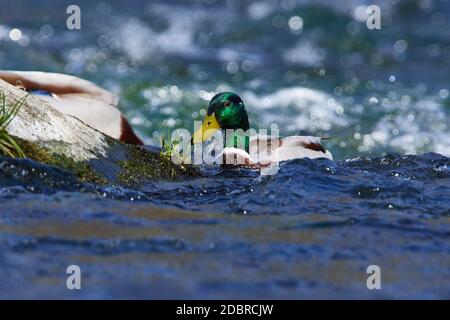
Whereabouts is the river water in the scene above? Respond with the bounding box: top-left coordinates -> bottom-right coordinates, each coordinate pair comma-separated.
0,0 -> 449,298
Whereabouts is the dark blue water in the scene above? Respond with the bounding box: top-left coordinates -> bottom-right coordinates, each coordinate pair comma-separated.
0,153 -> 449,298
0,0 -> 450,298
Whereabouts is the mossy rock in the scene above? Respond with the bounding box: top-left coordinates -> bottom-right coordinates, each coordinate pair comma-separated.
117,143 -> 199,186
0,79 -> 200,187
10,136 -> 200,187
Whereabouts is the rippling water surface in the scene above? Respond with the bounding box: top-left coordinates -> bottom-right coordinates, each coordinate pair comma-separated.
0,0 -> 449,298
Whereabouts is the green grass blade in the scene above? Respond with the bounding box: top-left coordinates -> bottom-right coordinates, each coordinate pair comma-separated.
2,134 -> 25,158
0,91 -> 27,158
1,94 -> 27,129
0,141 -> 15,158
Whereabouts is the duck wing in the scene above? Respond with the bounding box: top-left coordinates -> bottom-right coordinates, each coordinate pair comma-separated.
0,70 -> 116,105
277,135 -> 332,160
247,134 -> 332,161
0,70 -> 142,144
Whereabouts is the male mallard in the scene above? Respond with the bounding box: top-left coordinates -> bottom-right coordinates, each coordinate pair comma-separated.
0,71 -> 332,164
0,70 -> 143,145
192,92 -> 332,166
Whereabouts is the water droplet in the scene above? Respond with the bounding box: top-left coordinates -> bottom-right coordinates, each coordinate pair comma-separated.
288,16 -> 303,34
369,97 -> 378,104
439,88 -> 449,99
226,61 -> 239,74
9,28 -> 22,41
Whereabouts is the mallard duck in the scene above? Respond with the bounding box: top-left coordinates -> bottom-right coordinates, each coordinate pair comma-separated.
192,92 -> 332,166
0,70 -> 143,145
0,71 -> 332,165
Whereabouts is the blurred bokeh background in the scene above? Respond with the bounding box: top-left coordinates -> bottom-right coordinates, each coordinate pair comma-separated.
1,0 -> 449,159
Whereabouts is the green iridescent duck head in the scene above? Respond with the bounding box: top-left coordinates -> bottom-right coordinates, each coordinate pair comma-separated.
193,92 -> 250,143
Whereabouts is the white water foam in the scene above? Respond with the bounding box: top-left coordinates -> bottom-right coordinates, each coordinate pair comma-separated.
359,98 -> 450,156
243,87 -> 348,132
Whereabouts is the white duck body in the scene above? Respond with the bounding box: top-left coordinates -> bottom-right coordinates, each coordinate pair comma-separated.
210,134 -> 332,167
0,70 -> 143,144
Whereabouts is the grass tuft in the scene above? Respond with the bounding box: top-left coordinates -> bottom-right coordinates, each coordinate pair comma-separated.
159,131 -> 179,160
0,91 -> 27,158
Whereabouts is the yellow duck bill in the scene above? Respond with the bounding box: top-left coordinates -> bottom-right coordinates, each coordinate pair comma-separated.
192,113 -> 221,143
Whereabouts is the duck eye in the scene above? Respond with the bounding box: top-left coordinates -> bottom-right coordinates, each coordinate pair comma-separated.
224,101 -> 231,107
